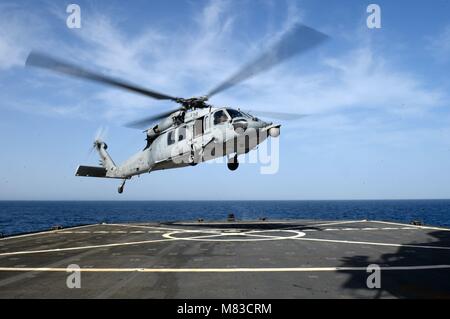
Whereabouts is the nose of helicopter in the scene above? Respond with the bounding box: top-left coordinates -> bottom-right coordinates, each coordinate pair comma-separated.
245,118 -> 271,129
232,117 -> 280,138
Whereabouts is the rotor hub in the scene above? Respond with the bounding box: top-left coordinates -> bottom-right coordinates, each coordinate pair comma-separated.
176,96 -> 210,110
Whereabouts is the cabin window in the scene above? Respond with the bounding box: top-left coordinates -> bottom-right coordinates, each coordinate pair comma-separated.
194,117 -> 204,137
178,126 -> 186,141
167,131 -> 175,145
204,115 -> 210,131
214,110 -> 229,125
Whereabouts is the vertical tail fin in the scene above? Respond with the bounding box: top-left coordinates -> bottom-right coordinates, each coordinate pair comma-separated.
94,140 -> 116,171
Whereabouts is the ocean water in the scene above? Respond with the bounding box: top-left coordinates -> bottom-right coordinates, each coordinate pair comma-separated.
0,200 -> 450,236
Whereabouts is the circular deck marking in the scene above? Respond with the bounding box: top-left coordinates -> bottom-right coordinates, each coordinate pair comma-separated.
1,221 -> 449,257
162,229 -> 306,242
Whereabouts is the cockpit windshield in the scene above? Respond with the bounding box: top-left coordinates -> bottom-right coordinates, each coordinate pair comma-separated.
226,109 -> 244,119
240,111 -> 254,119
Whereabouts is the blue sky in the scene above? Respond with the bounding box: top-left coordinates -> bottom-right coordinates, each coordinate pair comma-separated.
0,0 -> 449,200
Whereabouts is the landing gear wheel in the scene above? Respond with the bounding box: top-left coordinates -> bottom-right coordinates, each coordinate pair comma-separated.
227,156 -> 239,171
118,180 -> 126,194
189,152 -> 198,166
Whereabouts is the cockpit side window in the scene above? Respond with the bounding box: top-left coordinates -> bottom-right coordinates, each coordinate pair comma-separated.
214,110 -> 229,125
167,130 -> 175,146
226,109 -> 244,119
178,126 -> 186,141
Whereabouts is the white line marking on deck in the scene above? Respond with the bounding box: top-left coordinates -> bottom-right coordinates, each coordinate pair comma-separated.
107,223 -> 187,232
0,265 -> 449,273
176,221 -> 310,226
54,230 -> 163,235
2,221 -> 449,257
0,238 -> 178,257
0,224 -> 100,241
308,220 -> 368,227
163,230 -> 306,242
371,220 -> 450,231
299,227 -> 420,232
295,237 -> 450,250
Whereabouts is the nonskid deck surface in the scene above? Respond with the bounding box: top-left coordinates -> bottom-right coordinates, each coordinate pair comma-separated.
0,219 -> 450,298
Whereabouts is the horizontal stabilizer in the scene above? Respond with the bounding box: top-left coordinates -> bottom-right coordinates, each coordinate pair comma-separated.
75,166 -> 107,178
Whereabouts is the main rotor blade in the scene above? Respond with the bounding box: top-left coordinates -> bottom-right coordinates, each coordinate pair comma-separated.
247,110 -> 309,121
26,51 -> 179,101
207,24 -> 329,98
124,108 -> 182,129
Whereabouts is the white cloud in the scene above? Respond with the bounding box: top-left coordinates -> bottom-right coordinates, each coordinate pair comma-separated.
48,0 -> 241,122
428,24 -> 450,63
0,4 -> 48,70
2,1 -> 448,129
218,46 -> 445,118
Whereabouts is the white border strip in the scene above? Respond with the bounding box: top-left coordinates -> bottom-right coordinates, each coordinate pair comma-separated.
0,265 -> 449,273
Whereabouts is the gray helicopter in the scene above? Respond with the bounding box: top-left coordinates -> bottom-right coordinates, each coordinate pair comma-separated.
26,24 -> 328,193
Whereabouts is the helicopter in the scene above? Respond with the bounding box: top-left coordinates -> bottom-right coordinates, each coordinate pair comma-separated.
25,24 -> 328,193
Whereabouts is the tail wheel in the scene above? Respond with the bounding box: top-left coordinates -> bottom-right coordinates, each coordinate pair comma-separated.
227,156 -> 239,171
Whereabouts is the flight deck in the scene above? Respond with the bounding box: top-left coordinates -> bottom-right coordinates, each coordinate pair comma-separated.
0,219 -> 449,298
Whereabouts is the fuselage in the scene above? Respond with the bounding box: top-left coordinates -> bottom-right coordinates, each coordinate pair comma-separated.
109,107 -> 280,178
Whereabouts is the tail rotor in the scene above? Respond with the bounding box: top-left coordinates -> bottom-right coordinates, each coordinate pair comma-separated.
88,126 -> 108,158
